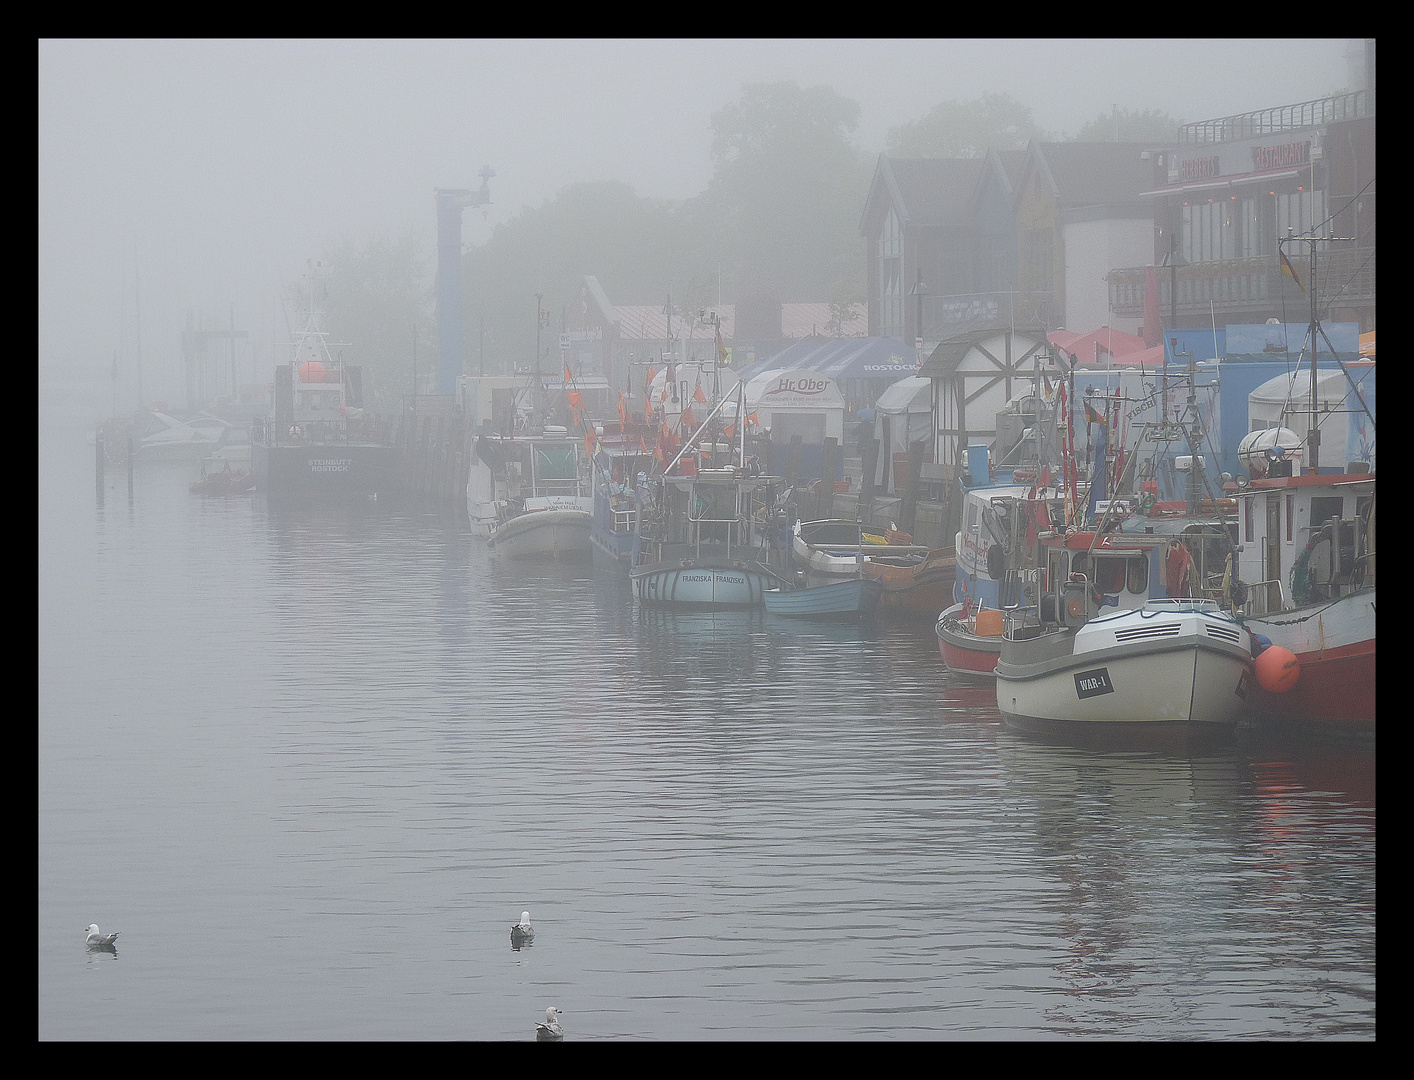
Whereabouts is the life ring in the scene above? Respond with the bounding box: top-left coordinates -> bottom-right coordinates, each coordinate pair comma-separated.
1139,492 -> 1157,513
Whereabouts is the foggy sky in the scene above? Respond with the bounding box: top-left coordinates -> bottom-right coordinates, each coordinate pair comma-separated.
39,38 -> 1361,400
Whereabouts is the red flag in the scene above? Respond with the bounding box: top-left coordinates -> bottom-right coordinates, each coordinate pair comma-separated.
747,412 -> 758,426
564,364 -> 574,384
724,422 -> 735,439
693,382 -> 706,404
567,390 -> 583,411
681,405 -> 696,428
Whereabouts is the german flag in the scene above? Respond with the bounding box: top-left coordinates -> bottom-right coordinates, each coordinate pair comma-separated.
1084,399 -> 1107,426
1280,250 -> 1304,291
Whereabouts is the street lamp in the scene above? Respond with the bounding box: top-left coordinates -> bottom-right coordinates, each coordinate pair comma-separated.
909,270 -> 927,356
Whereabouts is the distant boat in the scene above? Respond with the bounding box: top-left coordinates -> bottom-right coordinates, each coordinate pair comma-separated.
135,411 -> 246,462
474,429 -> 594,562
250,303 -> 398,503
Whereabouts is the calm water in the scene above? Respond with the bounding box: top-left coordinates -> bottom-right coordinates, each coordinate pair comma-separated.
39,385 -> 1376,1041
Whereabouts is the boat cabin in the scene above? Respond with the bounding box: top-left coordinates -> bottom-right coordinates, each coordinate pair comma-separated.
1234,472 -> 1375,616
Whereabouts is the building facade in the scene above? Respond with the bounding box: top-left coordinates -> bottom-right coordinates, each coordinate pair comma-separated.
1109,56 -> 1376,336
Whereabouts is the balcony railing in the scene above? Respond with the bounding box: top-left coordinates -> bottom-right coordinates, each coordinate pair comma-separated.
1107,247 -> 1376,320
1178,90 -> 1374,145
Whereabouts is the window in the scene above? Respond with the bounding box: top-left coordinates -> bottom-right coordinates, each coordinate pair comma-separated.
1095,557 -> 1127,594
1127,553 -> 1150,595
877,208 -> 903,338
1276,189 -> 1330,250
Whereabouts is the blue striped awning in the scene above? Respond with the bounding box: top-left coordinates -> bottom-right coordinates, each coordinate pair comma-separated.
734,337 -> 919,382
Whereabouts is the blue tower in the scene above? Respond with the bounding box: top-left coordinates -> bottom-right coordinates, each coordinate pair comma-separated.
435,167 -> 494,396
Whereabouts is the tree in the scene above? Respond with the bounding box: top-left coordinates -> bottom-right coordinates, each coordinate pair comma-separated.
462,180 -> 691,376
886,93 -> 1043,158
698,81 -> 871,300
314,232 -> 435,415
1071,107 -> 1184,143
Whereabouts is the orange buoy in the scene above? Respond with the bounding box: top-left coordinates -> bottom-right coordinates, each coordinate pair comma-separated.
1255,645 -> 1300,693
299,360 -> 326,383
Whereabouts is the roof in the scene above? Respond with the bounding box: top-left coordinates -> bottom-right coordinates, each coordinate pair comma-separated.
873,375 -> 933,415
861,155 -> 987,233
1047,326 -> 1150,366
1020,141 -> 1164,209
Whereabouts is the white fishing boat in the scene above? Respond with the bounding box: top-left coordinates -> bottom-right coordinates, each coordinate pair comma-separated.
473,429 -> 594,561
996,598 -> 1253,733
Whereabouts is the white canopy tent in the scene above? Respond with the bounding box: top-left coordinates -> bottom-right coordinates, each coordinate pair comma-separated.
871,375 -> 933,490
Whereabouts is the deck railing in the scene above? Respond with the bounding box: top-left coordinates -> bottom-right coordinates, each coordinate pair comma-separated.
254,417 -> 391,447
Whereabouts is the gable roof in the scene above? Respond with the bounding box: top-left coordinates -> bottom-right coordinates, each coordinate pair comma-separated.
1018,141 -> 1167,210
861,154 -> 987,234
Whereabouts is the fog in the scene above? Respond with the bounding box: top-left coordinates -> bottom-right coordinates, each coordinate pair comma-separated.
39,38 -> 1360,403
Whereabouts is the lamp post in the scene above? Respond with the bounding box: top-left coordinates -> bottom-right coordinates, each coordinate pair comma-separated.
910,270 -> 927,356
1160,242 -> 1187,430
700,308 -> 721,400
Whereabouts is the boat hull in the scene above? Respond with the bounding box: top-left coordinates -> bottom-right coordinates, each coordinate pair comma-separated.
252,441 -> 400,501
1240,588 -> 1376,735
998,639 -> 1250,729
631,562 -> 774,610
864,549 -> 956,619
935,603 -> 1003,676
764,577 -> 882,621
489,508 -> 593,561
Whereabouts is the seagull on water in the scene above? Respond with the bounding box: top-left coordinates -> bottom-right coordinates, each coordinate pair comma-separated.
511,911 -> 534,947
536,1006 -> 564,1041
84,924 -> 119,948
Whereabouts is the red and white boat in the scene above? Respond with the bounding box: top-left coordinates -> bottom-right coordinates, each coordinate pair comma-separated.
1233,470 -> 1375,739
935,601 -> 1004,676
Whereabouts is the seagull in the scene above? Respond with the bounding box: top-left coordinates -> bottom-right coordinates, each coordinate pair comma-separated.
84,924 -> 119,948
510,911 -> 534,947
535,1006 -> 564,1041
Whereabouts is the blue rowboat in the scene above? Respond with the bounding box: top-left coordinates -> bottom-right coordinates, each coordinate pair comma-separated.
763,576 -> 882,621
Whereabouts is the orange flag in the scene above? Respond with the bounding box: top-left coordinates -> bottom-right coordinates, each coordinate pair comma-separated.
681,406 -> 696,428
564,364 -> 574,384
693,382 -> 706,404
724,422 -> 735,439
747,412 -> 759,426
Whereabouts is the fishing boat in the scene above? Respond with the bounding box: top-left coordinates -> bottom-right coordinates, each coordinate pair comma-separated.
996,591 -> 1253,735
472,429 -> 594,561
630,465 -> 778,609
1227,240 -> 1376,741
588,427 -> 656,573
764,574 -> 882,621
250,304 -> 398,502
1232,469 -> 1375,739
935,601 -> 1005,676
